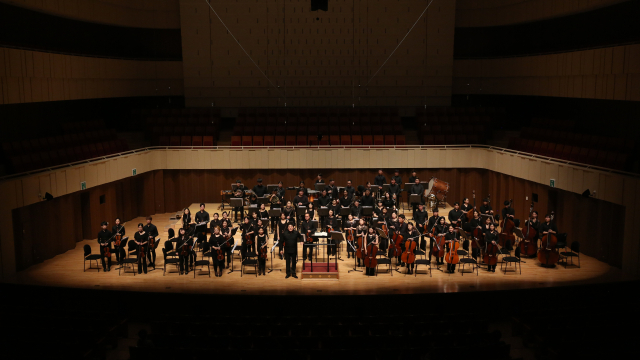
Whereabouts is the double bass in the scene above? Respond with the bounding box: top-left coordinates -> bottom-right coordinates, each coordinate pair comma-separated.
520,203 -> 538,257
363,234 -> 378,269
483,234 -> 499,267
499,199 -> 516,249
538,212 -> 559,266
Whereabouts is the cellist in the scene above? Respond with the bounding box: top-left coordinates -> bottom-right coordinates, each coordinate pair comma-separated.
344,214 -> 357,259
241,217 -> 255,259
396,215 -> 409,266
484,223 -> 499,272
414,204 -> 428,253
433,216 -> 447,265
355,218 -> 368,267
364,227 -> 379,276
325,209 -> 339,256
501,201 -> 519,227
402,222 -> 420,274
426,209 -> 440,253
525,211 -> 541,239
111,218 -> 125,265
444,225 -> 460,273
470,210 -> 483,260
209,226 -> 225,277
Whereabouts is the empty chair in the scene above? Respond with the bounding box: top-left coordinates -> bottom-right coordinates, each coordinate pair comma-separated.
351,135 -> 362,146
373,135 -> 384,145
192,136 -> 203,146
362,135 -> 373,145
242,136 -> 253,146
296,135 -> 308,146
180,136 -> 192,146
341,135 -> 351,146
169,136 -> 181,146
285,136 -> 297,146
253,136 -> 264,146
329,135 -> 340,146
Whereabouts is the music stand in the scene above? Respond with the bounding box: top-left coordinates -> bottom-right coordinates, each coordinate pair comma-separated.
403,183 -> 413,210
381,184 -> 390,195
257,197 -> 270,206
296,206 -> 306,223
229,198 -> 244,223
339,207 -> 351,217
247,204 -> 258,218
268,208 -> 281,233
317,207 -> 329,229
330,231 -> 345,261
362,206 -> 373,225
267,184 -> 279,193
314,183 -> 326,192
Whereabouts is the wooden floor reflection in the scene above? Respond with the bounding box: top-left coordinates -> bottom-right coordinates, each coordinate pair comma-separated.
9,203 -> 634,296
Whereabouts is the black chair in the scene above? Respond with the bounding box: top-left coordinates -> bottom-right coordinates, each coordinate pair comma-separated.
241,258 -> 258,277
414,258 -> 431,277
119,248 -> 138,276
556,233 -> 568,249
560,241 -> 580,268
164,240 -> 177,259
127,239 -> 139,257
375,257 -> 393,276
162,248 -> 180,276
501,246 -> 521,274
457,239 -> 470,258
83,244 -> 101,272
458,256 -> 478,276
193,243 -> 211,277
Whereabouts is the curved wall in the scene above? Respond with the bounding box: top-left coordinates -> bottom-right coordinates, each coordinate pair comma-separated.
0,0 -> 180,28
455,0 -> 627,27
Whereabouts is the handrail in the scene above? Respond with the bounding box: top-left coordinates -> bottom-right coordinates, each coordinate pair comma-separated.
2,144 -> 638,181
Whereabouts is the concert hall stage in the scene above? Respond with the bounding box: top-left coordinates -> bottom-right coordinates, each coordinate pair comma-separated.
8,203 -> 631,296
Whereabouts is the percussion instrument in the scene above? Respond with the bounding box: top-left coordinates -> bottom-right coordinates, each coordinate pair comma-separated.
424,177 -> 450,202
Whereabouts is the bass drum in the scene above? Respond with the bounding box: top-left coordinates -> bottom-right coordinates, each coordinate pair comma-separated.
425,178 -> 450,201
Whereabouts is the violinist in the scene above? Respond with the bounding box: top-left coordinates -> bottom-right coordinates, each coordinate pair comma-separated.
209,213 -> 222,232
300,213 -> 315,261
502,201 -> 519,227
374,200 -> 385,218
280,223 -> 301,279
540,214 -> 557,240
209,226 -> 225,277
112,218 -> 125,264
364,227 -> 379,276
397,215 -> 409,266
182,207 -> 192,231
176,227 -> 194,275
98,221 -> 112,272
461,198 -> 472,212
402,223 -> 420,274
256,227 -> 268,276
134,223 -> 148,274
445,225 -> 460,273
356,218 -> 368,267
328,199 -> 339,221
470,210 -> 484,260
241,217 -> 255,259
479,198 -> 495,220
485,223 -> 499,272
433,216 -> 447,265
283,201 -> 296,227
345,214 -> 357,258
276,213 -> 289,259
143,217 -> 158,268
220,219 -> 235,269
448,202 -> 466,228
325,209 -> 339,256
249,211 -> 259,228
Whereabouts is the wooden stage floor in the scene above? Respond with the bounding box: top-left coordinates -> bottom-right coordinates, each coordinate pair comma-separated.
9,202 -> 634,296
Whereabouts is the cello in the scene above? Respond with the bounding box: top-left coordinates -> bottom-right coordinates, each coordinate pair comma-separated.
445,233 -> 460,267
432,219 -> 447,259
520,203 -> 538,257
363,233 -> 378,270
392,230 -> 404,258
538,212 -> 559,266
499,199 -> 516,249
483,232 -> 499,268
401,231 -> 418,266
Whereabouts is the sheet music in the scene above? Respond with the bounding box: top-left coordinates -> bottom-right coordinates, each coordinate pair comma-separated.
314,232 -> 328,237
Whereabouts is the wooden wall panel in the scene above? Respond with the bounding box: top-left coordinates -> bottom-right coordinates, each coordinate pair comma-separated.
453,44 -> 640,100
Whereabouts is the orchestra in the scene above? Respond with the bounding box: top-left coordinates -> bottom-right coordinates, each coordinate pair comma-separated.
92,176 -> 564,279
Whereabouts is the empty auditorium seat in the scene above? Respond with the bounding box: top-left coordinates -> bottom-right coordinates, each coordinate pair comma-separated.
263,136 -> 274,146
362,135 -> 373,146
285,136 -> 296,146
181,136 -> 192,146
192,136 -> 203,146
242,136 -> 253,146
330,135 -> 340,146
423,135 -> 435,145
274,136 -> 286,146
373,135 -> 384,145
253,136 -> 264,146
296,136 -> 307,146
203,136 -> 214,147
384,135 -> 395,145
351,135 -> 362,146
341,135 -> 351,146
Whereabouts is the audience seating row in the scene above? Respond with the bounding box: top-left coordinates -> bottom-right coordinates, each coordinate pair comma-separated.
422,134 -> 483,145
519,127 -> 635,153
416,106 -> 505,116
134,108 -> 218,117
509,138 -> 628,170
233,123 -> 404,137
231,134 -> 405,146
10,140 -> 128,173
238,106 -> 399,118
2,129 -> 117,158
157,135 -> 217,147
61,119 -> 106,133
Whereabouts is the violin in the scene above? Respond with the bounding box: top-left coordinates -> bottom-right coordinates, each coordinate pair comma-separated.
363,235 -> 378,269
259,237 -> 268,259
520,203 -> 538,257
483,234 -> 498,266
114,233 -> 122,247
217,236 -> 232,261
306,230 -> 314,243
538,211 -> 559,266
245,232 -> 253,247
499,199 -> 516,248
103,242 -> 111,258
138,232 -> 146,259
148,235 -> 156,250
445,236 -> 460,265
401,233 -> 417,264
180,239 -> 192,257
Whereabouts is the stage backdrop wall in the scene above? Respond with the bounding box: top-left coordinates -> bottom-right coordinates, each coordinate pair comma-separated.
0,147 -> 637,277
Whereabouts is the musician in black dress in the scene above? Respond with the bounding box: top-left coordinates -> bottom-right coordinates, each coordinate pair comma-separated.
461,198 -> 472,213
355,219 -> 368,267
240,217 -> 255,259
143,217 -> 159,268
525,211 -> 541,238
182,207 -> 192,230
299,213 -> 315,261
249,211 -> 259,228
502,201 -> 519,227
256,227 -> 268,276
209,226 -> 225,277
97,221 -> 112,272
283,201 -> 296,227
364,227 -> 379,276
258,203 -> 269,230
280,223 -> 301,278
540,214 -> 557,239
176,227 -> 194,275
396,215 -> 408,266
276,213 -> 290,259
325,209 -> 339,256
134,223 -> 148,274
485,223 -> 499,272
220,220 -> 234,268
344,214 -> 357,258
432,217 -> 447,265
470,210 -> 484,260
210,213 -> 222,232
445,225 -> 459,273
111,218 -> 125,264
401,223 -> 420,274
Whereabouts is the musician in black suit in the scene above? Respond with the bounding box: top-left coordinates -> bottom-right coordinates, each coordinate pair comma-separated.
448,203 -> 466,228
409,177 -> 425,217
195,203 -> 210,244
252,178 -> 268,197
325,179 -> 338,200
209,226 -> 225,277
143,217 -> 159,267
374,169 -> 386,187
299,213 -> 315,260
97,221 -> 112,272
280,223 -> 301,278
111,218 -> 125,264
176,227 -> 194,275
502,201 -> 519,227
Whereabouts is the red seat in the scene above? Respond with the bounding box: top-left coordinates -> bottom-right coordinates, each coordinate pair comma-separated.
561,145 -> 572,160
455,134 -> 468,144
351,135 -> 362,146
181,136 -> 192,146
192,136 -> 203,146
253,136 -> 264,146
242,136 -> 253,146
275,136 -> 286,146
296,135 -> 307,146
434,135 -> 445,145
569,147 -> 582,162
444,135 -> 456,145
263,136 -> 274,146
285,136 -> 296,146
158,136 -> 170,146
231,136 -> 241,146
341,135 -> 351,146
362,135 -> 373,145
330,135 -> 340,146
423,135 -> 435,145
384,135 -> 395,145
203,136 -> 214,146
373,135 -> 384,145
